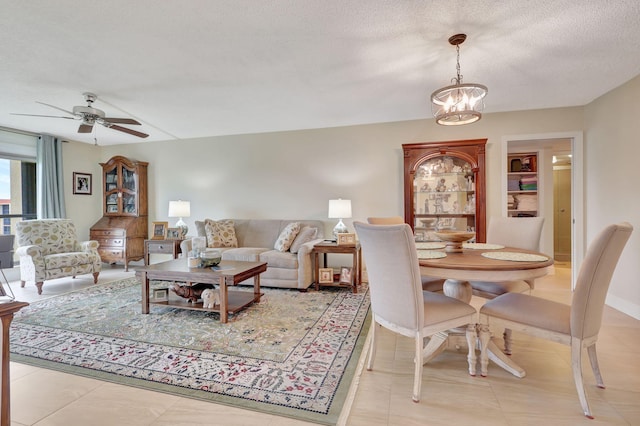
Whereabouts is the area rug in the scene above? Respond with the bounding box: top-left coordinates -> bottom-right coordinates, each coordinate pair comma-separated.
9,278 -> 370,425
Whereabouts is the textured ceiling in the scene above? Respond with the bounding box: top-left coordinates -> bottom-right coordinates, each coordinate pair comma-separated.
1,0 -> 640,145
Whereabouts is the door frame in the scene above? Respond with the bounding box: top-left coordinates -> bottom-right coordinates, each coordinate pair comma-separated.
501,131 -> 583,289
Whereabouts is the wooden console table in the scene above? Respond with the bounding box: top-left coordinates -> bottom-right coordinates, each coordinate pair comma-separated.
1,301 -> 29,426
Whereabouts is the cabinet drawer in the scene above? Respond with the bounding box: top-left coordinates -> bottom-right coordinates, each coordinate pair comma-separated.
91,229 -> 125,238
96,238 -> 125,248
146,242 -> 175,254
98,248 -> 125,262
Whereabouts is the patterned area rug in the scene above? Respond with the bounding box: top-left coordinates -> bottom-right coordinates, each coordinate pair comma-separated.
10,278 -> 370,425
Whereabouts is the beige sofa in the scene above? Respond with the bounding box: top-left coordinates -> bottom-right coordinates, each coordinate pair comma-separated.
180,219 -> 325,290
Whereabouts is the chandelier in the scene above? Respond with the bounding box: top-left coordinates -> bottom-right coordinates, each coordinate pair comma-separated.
431,34 -> 487,126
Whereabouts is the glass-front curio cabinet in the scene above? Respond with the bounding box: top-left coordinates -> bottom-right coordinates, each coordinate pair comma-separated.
403,139 -> 487,243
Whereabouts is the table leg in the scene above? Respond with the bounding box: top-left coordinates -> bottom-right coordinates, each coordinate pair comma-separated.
219,276 -> 228,323
352,250 -> 358,293
141,271 -> 149,314
314,252 -> 320,291
253,272 -> 261,302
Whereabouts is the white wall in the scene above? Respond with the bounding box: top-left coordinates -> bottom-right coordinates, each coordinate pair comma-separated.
584,74 -> 640,319
60,88 -> 639,319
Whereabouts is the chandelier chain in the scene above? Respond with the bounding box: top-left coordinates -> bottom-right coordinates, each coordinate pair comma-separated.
454,44 -> 463,85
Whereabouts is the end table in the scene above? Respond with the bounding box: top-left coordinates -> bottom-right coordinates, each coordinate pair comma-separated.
312,241 -> 361,293
144,239 -> 184,265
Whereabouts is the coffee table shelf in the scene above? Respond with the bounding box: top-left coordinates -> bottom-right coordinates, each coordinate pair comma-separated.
150,290 -> 264,314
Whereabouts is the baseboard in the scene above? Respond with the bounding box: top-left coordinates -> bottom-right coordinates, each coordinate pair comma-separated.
605,293 -> 640,320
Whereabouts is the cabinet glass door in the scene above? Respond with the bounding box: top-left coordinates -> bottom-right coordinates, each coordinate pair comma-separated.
413,156 -> 476,241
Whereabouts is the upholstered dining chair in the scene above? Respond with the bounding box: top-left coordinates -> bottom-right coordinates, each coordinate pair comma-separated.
470,216 -> 545,299
469,216 -> 545,354
478,222 -> 633,418
366,216 -> 444,293
354,222 -> 479,402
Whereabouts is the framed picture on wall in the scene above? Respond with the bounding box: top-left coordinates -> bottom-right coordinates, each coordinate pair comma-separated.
73,172 -> 92,195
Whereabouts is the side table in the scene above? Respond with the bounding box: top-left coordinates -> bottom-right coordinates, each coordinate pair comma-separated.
144,239 -> 183,265
312,241 -> 361,293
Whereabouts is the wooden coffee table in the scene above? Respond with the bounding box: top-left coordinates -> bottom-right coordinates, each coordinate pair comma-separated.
135,258 -> 267,323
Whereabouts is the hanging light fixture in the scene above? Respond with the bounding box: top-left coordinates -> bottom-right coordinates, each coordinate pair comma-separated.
431,34 -> 487,126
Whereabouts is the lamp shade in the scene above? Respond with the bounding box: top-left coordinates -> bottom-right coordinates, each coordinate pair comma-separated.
168,200 -> 190,218
328,199 -> 352,219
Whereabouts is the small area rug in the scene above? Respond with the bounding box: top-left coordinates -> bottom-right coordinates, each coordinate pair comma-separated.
10,278 -> 370,425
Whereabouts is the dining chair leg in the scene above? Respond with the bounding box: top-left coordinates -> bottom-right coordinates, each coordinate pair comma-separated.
367,318 -> 379,371
586,343 -> 605,388
572,339 -> 594,419
465,324 -> 478,376
366,322 -> 377,371
503,328 -> 513,355
413,332 -> 424,402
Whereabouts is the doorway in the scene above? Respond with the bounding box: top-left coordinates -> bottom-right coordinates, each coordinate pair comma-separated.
501,132 -> 584,289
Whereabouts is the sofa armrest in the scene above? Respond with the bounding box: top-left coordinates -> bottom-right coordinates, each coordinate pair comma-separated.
295,238 -> 324,288
16,244 -> 46,279
79,240 -> 100,252
16,244 -> 42,258
180,238 -> 193,256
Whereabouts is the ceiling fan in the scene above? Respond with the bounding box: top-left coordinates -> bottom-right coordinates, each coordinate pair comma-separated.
12,92 -> 148,138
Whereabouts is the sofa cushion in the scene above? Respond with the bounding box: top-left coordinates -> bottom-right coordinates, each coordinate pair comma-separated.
274,222 -> 300,252
221,247 -> 269,262
289,226 -> 318,254
204,219 -> 238,248
259,249 -> 298,269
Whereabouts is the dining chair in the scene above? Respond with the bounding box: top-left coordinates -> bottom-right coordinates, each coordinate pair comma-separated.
478,222 -> 633,418
469,216 -> 544,354
354,221 -> 479,402
470,216 -> 545,299
366,216 -> 444,293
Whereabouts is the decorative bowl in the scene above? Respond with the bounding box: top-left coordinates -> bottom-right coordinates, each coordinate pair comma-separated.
199,249 -> 222,267
433,231 -> 475,253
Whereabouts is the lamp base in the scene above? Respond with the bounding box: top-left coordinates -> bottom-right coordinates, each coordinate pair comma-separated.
333,219 -> 348,240
175,218 -> 188,238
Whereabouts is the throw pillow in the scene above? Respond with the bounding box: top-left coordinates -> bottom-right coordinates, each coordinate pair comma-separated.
204,219 -> 238,248
289,226 -> 318,254
274,222 -> 301,252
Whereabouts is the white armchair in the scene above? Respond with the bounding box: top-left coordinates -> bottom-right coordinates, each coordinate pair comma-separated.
16,219 -> 101,294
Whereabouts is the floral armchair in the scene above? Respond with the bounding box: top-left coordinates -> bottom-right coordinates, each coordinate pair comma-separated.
16,219 -> 101,294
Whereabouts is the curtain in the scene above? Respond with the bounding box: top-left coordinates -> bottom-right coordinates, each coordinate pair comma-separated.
37,135 -> 66,218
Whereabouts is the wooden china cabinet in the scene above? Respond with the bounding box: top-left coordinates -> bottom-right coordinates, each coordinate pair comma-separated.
403,139 -> 487,243
90,156 -> 148,271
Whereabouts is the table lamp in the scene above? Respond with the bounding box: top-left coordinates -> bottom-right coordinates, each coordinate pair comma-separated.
168,200 -> 190,237
328,198 -> 352,239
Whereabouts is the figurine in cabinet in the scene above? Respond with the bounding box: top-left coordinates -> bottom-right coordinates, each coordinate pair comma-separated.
436,178 -> 447,192
450,182 -> 459,192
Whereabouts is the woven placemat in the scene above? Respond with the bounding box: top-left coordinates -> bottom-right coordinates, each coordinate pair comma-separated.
417,250 -> 447,259
481,251 -> 548,262
416,242 -> 446,250
463,243 -> 505,250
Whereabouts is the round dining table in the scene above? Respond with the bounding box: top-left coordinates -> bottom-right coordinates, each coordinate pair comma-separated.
418,243 -> 554,378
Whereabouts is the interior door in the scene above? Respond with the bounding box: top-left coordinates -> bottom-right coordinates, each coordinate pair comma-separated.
553,167 -> 572,261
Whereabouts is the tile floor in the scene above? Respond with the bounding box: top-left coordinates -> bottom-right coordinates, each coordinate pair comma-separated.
5,262 -> 640,425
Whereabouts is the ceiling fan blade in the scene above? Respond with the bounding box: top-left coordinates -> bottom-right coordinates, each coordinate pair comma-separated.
35,101 -> 78,117
106,124 -> 149,138
78,123 -> 94,133
103,117 -> 141,125
11,113 -> 76,119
